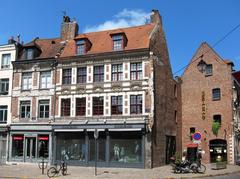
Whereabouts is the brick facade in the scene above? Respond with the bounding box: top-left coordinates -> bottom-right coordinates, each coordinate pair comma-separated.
181,42 -> 234,164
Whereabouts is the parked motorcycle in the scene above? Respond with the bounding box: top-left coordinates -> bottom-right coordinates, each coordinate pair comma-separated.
170,157 -> 206,174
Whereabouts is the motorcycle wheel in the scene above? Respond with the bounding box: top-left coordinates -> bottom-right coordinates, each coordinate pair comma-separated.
197,164 -> 206,173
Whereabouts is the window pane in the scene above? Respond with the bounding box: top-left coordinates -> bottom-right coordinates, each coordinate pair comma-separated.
61,99 -> 71,116
212,88 -> 221,100
56,133 -> 86,161
110,132 -> 142,163
62,69 -> 72,85
93,97 -> 104,115
94,66 -> 104,82
12,135 -> 24,158
1,54 -> 11,68
0,105 -> 7,122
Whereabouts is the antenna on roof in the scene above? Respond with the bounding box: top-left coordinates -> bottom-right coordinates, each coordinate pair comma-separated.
62,10 -> 67,16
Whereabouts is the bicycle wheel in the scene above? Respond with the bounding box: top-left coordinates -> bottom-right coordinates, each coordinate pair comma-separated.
197,164 -> 206,173
61,163 -> 67,176
47,167 -> 58,178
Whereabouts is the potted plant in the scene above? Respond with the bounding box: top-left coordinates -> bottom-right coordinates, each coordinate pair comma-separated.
212,121 -> 220,136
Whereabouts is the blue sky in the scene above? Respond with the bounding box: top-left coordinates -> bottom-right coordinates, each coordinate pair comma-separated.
0,0 -> 239,75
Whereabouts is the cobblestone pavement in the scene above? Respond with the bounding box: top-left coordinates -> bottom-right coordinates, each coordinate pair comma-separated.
0,163 -> 240,179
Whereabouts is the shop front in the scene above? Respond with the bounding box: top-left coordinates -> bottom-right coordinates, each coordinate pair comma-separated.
9,125 -> 52,164
0,128 -> 8,164
53,124 -> 145,168
209,139 -> 227,163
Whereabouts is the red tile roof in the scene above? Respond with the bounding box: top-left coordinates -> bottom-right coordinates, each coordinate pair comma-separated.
60,24 -> 155,57
20,23 -> 155,60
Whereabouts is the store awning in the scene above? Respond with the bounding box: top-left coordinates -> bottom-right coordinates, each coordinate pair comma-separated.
186,143 -> 198,148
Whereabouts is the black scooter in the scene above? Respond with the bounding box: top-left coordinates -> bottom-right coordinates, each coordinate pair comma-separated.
170,158 -> 198,173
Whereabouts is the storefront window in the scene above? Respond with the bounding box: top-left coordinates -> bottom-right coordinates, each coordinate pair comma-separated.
56,133 -> 86,161
38,135 -> 49,158
12,135 -> 24,159
109,132 -> 142,163
89,132 -> 106,162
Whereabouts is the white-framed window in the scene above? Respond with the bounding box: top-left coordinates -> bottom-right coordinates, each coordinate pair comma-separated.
20,101 -> 31,119
130,62 -> 142,80
112,34 -> 123,51
0,78 -> 9,95
39,100 -> 50,118
112,64 -> 123,81
1,53 -> 11,69
40,71 -> 51,89
22,72 -> 32,90
0,105 -> 7,123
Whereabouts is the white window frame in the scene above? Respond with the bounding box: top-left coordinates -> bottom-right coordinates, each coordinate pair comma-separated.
1,53 -> 11,69
22,72 -> 32,90
40,71 -> 51,89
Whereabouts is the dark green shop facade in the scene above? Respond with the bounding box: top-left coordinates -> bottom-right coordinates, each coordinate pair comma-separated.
53,123 -> 145,168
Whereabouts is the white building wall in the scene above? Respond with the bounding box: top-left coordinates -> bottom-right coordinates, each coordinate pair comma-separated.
0,44 -> 16,125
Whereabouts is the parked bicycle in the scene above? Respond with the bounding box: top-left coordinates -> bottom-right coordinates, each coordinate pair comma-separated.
47,160 -> 67,178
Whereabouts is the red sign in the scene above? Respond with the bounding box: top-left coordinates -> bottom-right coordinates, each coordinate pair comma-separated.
38,136 -> 49,141
13,136 -> 23,140
193,132 -> 202,141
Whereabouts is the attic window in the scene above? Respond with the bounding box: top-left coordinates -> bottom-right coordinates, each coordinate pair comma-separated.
26,48 -> 34,59
112,34 -> 123,51
76,40 -> 86,55
76,38 -> 91,55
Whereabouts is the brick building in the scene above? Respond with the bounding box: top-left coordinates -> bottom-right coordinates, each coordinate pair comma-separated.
180,42 -> 238,164
8,10 -> 177,168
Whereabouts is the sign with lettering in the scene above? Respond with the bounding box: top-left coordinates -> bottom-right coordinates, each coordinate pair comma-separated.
202,91 -> 206,120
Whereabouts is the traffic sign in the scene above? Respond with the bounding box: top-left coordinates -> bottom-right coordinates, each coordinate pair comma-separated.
192,132 -> 202,141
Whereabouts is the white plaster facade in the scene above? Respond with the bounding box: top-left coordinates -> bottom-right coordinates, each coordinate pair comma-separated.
0,44 -> 16,125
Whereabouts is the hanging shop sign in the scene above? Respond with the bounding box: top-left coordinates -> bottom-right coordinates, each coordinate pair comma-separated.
38,136 -> 49,141
13,136 -> 23,140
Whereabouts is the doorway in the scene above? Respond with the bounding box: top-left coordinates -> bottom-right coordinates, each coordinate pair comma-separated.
25,137 -> 36,162
165,135 -> 176,164
0,138 -> 7,164
209,139 -> 227,163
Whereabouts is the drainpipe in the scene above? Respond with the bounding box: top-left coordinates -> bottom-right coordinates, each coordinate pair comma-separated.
51,60 -> 58,122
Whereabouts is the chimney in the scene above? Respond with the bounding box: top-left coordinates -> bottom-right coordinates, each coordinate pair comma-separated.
8,36 -> 16,44
61,16 -> 79,40
150,9 -> 162,26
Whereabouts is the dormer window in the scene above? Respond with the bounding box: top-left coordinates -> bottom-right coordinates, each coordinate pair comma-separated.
75,38 -> 92,55
26,48 -> 34,59
112,34 -> 123,51
111,33 -> 127,51
76,40 -> 86,55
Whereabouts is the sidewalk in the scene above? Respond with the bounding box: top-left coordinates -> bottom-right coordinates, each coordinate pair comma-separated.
0,163 -> 240,179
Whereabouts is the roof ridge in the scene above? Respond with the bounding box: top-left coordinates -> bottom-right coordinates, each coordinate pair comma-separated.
77,23 -> 155,36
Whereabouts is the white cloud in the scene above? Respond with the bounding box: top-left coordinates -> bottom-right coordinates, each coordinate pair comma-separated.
83,9 -> 151,33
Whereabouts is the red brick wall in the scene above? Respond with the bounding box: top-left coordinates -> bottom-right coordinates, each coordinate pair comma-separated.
149,21 -> 177,167
181,43 -> 234,164
13,73 -> 20,88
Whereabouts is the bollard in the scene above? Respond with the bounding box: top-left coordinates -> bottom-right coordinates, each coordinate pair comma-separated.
42,158 -> 44,174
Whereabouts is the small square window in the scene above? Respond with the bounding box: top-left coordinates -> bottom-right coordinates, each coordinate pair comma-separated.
213,115 -> 221,125
212,88 -> 221,101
